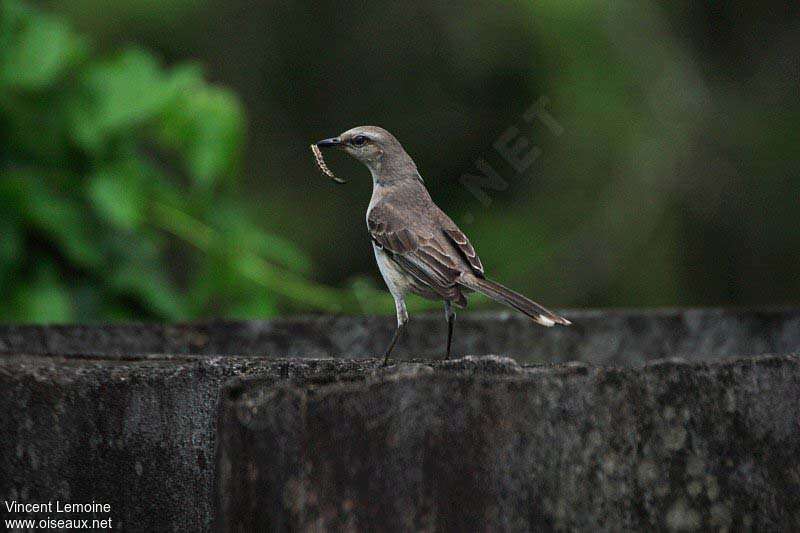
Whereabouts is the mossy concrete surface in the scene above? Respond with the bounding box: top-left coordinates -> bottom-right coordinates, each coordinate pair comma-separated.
219,355 -> 800,532
0,355 -> 272,531
1,307 -> 798,364
1,308 -> 799,531
0,356 -> 386,531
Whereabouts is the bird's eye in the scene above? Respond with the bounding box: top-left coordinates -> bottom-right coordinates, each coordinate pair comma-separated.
352,135 -> 368,146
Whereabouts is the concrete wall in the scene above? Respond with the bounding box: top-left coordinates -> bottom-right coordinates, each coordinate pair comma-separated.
2,307 -> 798,364
1,308 -> 798,531
219,356 -> 800,531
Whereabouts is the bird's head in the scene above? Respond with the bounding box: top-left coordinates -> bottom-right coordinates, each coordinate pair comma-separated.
315,126 -> 417,182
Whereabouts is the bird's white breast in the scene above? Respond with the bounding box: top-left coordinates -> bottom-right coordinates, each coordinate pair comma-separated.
372,242 -> 414,299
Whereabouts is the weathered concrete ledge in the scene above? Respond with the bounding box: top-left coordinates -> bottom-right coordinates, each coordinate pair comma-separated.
0,356 -> 394,531
1,307 -> 798,365
218,355 -> 800,531
1,309 -> 799,531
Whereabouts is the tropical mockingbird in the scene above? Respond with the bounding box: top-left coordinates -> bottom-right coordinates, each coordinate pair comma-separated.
315,126 -> 570,364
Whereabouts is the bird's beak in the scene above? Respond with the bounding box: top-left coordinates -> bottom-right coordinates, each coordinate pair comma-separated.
316,137 -> 342,148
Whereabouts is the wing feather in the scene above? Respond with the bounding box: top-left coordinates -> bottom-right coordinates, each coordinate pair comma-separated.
443,228 -> 484,277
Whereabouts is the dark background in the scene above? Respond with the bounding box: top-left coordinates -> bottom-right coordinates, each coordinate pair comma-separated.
2,0 -> 799,322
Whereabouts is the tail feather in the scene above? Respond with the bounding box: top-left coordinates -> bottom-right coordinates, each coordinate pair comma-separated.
461,277 -> 571,327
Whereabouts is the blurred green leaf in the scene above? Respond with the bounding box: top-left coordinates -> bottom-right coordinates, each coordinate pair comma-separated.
110,261 -> 185,319
0,92 -> 75,161
69,48 -> 175,152
0,0 -> 87,91
1,0 -> 407,324
0,219 -> 21,262
159,72 -> 245,187
209,203 -> 312,273
13,269 -> 74,323
87,161 -> 147,229
9,171 -> 104,269
227,295 -> 279,320
0,217 -> 22,287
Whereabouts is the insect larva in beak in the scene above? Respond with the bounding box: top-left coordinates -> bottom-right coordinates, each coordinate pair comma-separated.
310,144 -> 347,184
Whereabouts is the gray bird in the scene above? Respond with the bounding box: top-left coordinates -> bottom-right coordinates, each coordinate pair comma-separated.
315,126 -> 570,364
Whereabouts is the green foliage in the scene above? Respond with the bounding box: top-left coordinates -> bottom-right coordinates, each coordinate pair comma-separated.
0,0 -> 396,323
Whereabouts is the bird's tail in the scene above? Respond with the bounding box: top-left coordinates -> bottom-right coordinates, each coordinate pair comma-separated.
461,277 -> 571,327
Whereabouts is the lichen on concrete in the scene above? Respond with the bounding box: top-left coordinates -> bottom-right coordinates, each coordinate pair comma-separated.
1,310 -> 800,532
219,354 -> 800,532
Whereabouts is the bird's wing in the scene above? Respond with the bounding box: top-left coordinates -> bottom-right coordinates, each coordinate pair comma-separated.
442,227 -> 484,278
368,205 -> 466,302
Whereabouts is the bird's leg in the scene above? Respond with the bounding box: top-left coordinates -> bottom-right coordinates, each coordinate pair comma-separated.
444,300 -> 456,359
382,326 -> 403,366
383,297 -> 408,366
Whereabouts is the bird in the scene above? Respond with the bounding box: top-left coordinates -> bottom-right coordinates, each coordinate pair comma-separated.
314,126 -> 570,365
